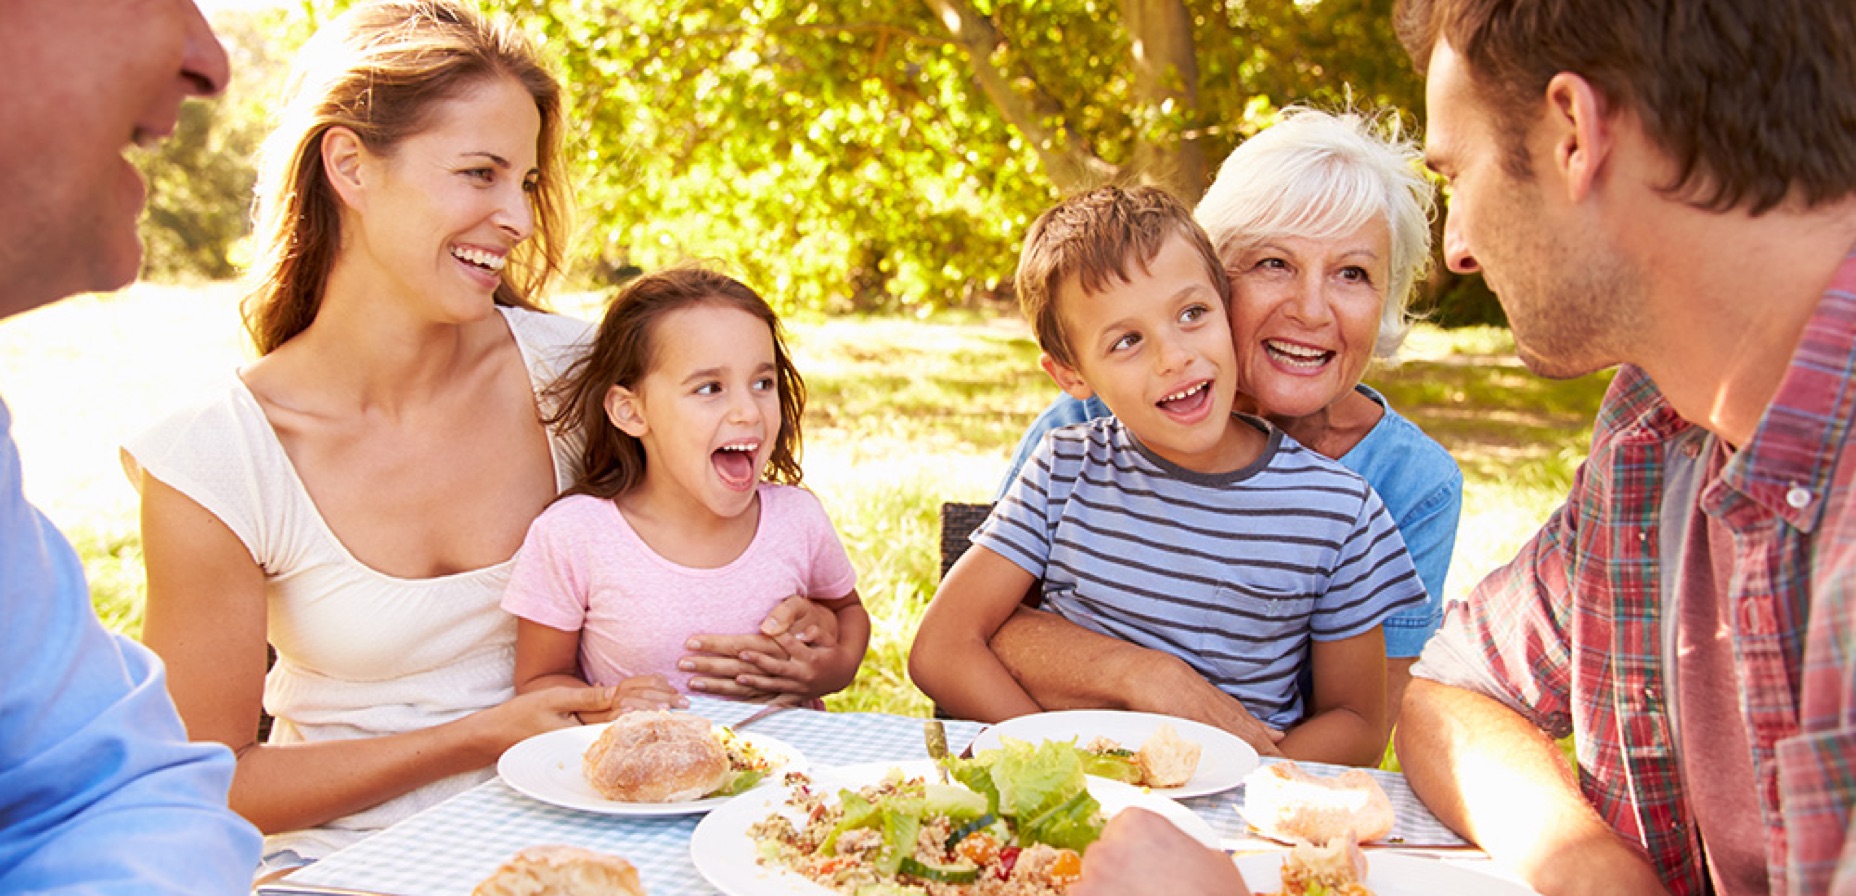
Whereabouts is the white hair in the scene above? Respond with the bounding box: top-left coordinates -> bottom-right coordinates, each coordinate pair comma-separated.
1194,107 -> 1437,358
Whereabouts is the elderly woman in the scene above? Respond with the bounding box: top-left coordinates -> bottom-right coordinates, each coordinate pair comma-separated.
987,107 -> 1459,745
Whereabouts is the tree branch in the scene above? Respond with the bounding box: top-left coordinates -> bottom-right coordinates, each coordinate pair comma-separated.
919,0 -> 1117,192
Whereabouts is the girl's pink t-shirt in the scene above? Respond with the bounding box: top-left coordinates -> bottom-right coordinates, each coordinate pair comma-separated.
500,485 -> 856,693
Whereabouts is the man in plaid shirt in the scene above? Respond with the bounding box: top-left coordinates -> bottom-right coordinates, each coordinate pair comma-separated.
1078,1 -> 1855,893
1388,1 -> 1856,895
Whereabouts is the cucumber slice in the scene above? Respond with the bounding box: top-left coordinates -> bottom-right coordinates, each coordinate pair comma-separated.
944,812 -> 998,850
898,856 -> 981,884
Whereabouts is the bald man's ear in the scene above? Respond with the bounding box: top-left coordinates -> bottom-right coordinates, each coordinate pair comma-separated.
1544,72 -> 1612,203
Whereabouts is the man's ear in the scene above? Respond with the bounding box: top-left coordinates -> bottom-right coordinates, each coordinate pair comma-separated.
603,384 -> 648,437
321,126 -> 369,210
1040,353 -> 1095,401
1544,71 -> 1612,203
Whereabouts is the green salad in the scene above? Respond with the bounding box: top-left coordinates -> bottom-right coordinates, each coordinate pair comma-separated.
749,739 -> 1108,894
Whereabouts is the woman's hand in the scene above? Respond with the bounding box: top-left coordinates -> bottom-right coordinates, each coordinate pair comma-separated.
471,685 -> 620,755
681,596 -> 843,700
581,675 -> 685,723
1130,654 -> 1286,758
1073,808 -> 1252,896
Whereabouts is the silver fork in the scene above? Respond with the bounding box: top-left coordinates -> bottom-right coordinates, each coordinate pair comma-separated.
730,702 -> 793,732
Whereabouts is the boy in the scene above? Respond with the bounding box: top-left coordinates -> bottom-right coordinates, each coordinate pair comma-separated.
908,186 -> 1425,764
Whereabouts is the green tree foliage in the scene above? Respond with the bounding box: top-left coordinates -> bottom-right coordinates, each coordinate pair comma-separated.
139,2 -> 1504,321
134,9 -> 304,282
523,0 -> 1427,313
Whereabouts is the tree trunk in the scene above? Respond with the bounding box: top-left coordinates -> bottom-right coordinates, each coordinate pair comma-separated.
1121,0 -> 1207,202
921,0 -> 1117,193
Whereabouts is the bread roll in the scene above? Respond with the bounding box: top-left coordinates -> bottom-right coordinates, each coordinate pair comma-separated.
582,711 -> 729,803
471,845 -> 645,896
1135,722 -> 1202,787
1279,834 -> 1370,893
1242,760 -> 1395,844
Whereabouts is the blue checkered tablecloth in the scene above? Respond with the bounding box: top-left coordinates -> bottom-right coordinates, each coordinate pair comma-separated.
276,697 -> 1466,895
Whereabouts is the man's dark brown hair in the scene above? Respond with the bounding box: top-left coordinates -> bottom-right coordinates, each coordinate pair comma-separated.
1395,0 -> 1856,214
1015,185 -> 1230,369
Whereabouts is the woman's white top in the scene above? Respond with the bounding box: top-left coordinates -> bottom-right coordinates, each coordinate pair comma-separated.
122,306 -> 592,860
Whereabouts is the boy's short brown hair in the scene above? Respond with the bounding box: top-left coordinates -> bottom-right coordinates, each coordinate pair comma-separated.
1015,185 -> 1230,369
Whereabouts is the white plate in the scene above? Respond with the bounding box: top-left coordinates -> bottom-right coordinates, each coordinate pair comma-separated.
1232,851 -> 1540,895
691,760 -> 1220,896
496,721 -> 806,816
969,709 -> 1259,799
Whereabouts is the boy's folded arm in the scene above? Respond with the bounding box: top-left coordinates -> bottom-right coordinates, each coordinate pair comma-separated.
1276,627 -> 1391,766
908,547 -> 1046,721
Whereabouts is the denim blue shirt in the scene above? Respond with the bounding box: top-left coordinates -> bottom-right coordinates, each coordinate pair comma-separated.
998,384 -> 1461,658
0,399 -> 261,892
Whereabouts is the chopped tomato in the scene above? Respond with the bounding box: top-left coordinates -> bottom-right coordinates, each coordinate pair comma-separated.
809,855 -> 856,876
995,846 -> 1022,880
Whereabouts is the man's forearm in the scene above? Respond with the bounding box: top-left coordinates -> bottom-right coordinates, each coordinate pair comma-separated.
1396,679 -> 1670,896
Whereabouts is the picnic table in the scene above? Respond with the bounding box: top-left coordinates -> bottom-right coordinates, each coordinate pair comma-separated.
264,695 -> 1501,895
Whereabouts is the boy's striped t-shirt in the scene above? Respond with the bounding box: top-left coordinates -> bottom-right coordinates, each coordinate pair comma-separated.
974,415 -> 1425,727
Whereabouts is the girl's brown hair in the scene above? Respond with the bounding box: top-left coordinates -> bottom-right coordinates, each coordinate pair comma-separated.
549,267 -> 807,500
243,0 -> 570,354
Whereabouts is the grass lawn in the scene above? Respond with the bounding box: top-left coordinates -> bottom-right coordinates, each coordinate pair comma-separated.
1,282 -> 1610,726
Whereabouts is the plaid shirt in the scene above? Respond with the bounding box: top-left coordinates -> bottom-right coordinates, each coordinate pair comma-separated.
1415,250 -> 1856,895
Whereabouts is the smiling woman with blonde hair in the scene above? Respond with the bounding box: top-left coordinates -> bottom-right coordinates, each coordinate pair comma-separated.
121,0 -> 615,874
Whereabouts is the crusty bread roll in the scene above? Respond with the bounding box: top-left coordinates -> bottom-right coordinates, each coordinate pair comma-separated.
1279,834 -> 1369,892
471,845 -> 645,896
1242,760 -> 1395,844
582,711 -> 728,803
1135,722 -> 1202,787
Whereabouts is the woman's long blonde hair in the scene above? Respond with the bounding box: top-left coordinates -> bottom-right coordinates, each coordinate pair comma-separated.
242,0 -> 570,355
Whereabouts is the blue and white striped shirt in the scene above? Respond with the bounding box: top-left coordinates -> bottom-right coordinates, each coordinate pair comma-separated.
976,414 -> 1425,727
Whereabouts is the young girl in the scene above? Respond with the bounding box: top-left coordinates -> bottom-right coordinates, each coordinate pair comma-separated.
502,267 -> 869,719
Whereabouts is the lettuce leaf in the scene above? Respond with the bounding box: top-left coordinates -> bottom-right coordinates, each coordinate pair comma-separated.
942,737 -> 1104,851
823,789 -> 881,855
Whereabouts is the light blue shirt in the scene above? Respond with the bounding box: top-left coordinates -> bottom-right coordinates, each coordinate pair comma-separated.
0,399 -> 261,893
998,384 -> 1461,658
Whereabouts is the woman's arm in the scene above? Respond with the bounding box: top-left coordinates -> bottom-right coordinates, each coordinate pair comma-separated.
681,595 -> 843,700
139,474 -> 615,834
513,619 -> 682,721
1275,627 -> 1389,766
991,607 -> 1285,756
907,547 -> 1054,721
704,591 -> 871,701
